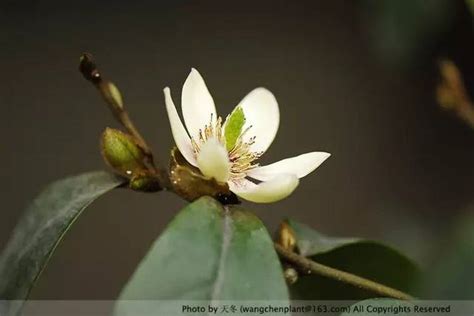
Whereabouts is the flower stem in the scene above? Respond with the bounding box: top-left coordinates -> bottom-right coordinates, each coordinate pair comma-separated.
79,54 -> 151,154
274,243 -> 414,301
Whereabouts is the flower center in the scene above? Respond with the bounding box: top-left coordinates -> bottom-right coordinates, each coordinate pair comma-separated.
191,114 -> 263,182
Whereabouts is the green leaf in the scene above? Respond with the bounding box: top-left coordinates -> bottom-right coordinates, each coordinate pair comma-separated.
290,220 -> 361,256
224,106 -> 245,151
116,197 -> 288,315
287,220 -> 419,300
419,214 -> 474,299
0,171 -> 124,314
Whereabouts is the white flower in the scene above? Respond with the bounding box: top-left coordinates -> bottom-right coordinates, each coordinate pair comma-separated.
163,68 -> 330,203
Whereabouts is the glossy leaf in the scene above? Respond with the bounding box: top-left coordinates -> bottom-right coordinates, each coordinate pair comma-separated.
289,220 -> 360,256
116,197 -> 288,315
287,220 -> 419,300
0,171 -> 124,315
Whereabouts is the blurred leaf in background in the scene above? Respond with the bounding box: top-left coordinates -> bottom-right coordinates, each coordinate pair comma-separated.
467,0 -> 474,15
361,0 -> 456,67
419,213 -> 474,298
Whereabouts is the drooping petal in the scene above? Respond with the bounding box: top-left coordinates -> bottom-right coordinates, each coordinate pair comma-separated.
248,152 -> 331,181
181,68 -> 217,140
229,174 -> 299,203
236,87 -> 279,154
164,87 -> 197,166
196,138 -> 231,183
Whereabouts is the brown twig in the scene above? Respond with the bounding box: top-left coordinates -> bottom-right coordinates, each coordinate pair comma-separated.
274,243 -> 414,301
79,54 -> 151,152
79,53 -> 169,187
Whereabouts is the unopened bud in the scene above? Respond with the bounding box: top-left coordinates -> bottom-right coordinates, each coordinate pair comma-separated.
101,128 -> 147,177
283,267 -> 298,285
100,81 -> 124,110
277,220 -> 297,252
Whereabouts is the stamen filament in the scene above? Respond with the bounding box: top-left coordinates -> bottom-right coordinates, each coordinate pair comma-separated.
191,114 -> 262,183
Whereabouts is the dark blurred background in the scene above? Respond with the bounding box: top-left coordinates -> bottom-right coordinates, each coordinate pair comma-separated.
1,0 -> 474,299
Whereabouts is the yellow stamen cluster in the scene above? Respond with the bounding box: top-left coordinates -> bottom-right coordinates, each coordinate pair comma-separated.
191,114 -> 224,152
191,114 -> 262,182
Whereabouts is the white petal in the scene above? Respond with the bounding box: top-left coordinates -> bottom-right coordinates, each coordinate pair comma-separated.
196,138 -> 231,183
182,68 -> 217,140
229,174 -> 299,203
248,152 -> 331,181
164,87 -> 197,166
238,87 -> 279,154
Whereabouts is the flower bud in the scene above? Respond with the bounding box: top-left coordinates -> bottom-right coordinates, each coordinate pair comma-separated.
283,267 -> 298,285
79,53 -> 124,112
99,81 -> 124,111
277,220 -> 297,252
101,128 -> 147,177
